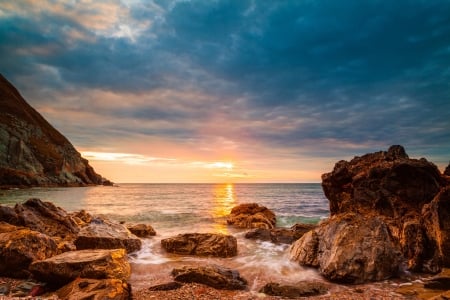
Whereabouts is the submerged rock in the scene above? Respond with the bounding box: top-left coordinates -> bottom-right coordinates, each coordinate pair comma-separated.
226,203 -> 276,229
161,233 -> 237,257
29,249 -> 130,286
75,219 -> 142,253
245,223 -> 316,244
260,281 -> 329,298
55,278 -> 131,300
0,222 -> 58,278
126,223 -> 156,238
171,265 -> 247,290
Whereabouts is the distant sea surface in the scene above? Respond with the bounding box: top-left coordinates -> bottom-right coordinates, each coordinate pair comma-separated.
0,183 -> 330,289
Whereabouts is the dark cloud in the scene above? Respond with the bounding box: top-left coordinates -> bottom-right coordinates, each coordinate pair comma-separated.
1,0 -> 449,171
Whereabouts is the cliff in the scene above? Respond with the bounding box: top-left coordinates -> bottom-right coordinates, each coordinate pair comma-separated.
0,74 -> 109,187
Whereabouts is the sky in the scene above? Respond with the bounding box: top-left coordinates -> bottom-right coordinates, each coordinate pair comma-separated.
0,0 -> 449,183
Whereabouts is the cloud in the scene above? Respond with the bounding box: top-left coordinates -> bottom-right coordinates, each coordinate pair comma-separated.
1,0 -> 449,181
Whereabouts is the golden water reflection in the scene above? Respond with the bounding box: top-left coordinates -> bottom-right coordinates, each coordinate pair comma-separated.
211,183 -> 236,234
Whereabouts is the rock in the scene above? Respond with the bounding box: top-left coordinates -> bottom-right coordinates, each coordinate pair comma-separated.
55,278 -> 131,300
297,145 -> 449,282
14,198 -> 80,238
0,222 -> 58,278
29,249 -> 130,286
245,223 -> 316,244
126,223 -> 156,238
444,162 -> 450,176
171,265 -> 247,290
75,219 -> 142,253
161,233 -> 237,257
322,145 -> 443,217
290,214 -> 403,283
423,187 -> 450,268
259,282 -> 329,298
0,74 -> 109,187
0,205 -> 21,224
226,203 -> 276,229
148,282 -> 183,291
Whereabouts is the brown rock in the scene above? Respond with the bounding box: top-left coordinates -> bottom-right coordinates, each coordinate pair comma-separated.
171,265 -> 247,290
29,248 -> 130,286
148,282 -> 183,291
423,186 -> 450,268
322,145 -> 443,217
75,219 -> 141,253
290,214 -> 403,283
226,203 -> 276,229
161,233 -> 237,257
126,223 -> 156,238
0,222 -> 58,278
260,281 -> 329,298
244,223 -> 316,244
55,278 -> 131,300
444,162 -> 450,177
14,198 -> 80,238
0,74 -> 108,187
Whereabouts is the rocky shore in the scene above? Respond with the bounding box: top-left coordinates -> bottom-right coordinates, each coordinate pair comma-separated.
0,145 -> 449,299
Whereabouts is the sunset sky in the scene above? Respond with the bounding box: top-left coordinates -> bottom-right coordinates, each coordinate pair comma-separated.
1,0 -> 449,183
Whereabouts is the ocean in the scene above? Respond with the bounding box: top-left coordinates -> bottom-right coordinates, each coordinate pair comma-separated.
0,183 -> 330,289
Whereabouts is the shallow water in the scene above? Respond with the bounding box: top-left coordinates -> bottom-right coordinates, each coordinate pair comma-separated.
0,183 -> 329,290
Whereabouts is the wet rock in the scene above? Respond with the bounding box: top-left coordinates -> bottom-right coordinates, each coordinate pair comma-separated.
0,282 -> 10,296
260,281 -> 329,298
0,205 -> 21,225
148,282 -> 183,291
55,278 -> 131,300
0,222 -> 58,278
245,223 -> 316,244
290,214 -> 403,283
227,203 -> 276,229
30,249 -> 130,286
161,233 -> 237,257
14,198 -> 80,238
75,219 -> 141,253
9,281 -> 46,298
126,223 -> 156,238
171,265 -> 247,290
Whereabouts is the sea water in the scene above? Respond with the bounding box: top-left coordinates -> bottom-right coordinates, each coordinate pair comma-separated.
0,183 -> 329,289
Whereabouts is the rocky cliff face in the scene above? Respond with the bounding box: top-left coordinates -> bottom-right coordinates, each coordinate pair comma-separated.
0,74 -> 108,187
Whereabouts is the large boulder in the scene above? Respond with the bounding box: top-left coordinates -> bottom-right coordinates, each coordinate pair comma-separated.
29,249 -> 130,286
55,278 -> 131,300
322,145 -> 443,217
0,222 -> 58,278
171,265 -> 247,290
161,233 -> 237,257
74,219 -> 141,253
290,214 -> 403,283
444,162 -> 450,176
226,203 -> 276,229
292,145 -> 449,283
